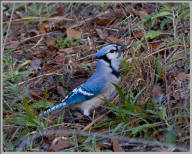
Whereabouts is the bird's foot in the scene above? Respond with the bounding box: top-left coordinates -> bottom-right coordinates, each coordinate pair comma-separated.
85,115 -> 97,127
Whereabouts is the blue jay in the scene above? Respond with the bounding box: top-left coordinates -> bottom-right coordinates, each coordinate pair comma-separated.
40,44 -> 127,120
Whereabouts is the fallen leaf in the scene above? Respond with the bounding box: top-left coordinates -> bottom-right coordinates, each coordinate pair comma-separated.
137,8 -> 149,19
53,55 -> 70,64
132,8 -> 148,19
45,36 -> 57,51
66,28 -> 81,40
96,17 -> 111,26
59,48 -> 74,53
40,22 -> 50,34
175,72 -> 189,81
150,42 -> 159,49
134,30 -> 143,38
111,138 -> 124,152
30,88 -> 44,98
55,7 -> 64,16
42,63 -> 56,72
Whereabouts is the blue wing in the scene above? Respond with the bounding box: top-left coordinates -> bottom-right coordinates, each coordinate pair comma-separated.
40,70 -> 107,116
66,86 -> 96,105
40,86 -> 99,116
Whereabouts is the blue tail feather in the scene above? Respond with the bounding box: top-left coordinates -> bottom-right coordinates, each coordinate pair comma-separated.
40,101 -> 68,116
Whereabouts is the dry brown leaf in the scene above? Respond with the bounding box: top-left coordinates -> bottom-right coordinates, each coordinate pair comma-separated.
132,8 -> 148,19
30,88 -> 44,98
134,30 -> 143,38
53,55 -> 66,63
137,8 -> 148,19
59,48 -> 74,53
175,72 -> 189,81
40,22 -> 50,34
45,36 -> 57,51
55,7 -> 64,16
150,42 -> 159,49
66,28 -> 81,40
111,138 -> 124,152
96,17 -> 111,26
42,63 -> 56,72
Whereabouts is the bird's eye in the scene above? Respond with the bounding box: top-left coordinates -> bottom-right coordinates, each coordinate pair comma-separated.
110,49 -> 115,53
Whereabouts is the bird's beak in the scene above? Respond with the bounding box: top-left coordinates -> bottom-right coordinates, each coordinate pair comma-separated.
121,45 -> 128,50
119,45 -> 128,52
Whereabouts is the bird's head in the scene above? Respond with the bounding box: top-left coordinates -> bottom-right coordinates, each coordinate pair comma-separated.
94,44 -> 127,59
94,44 -> 127,73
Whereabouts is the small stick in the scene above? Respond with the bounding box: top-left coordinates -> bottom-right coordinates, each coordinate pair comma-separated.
3,16 -> 73,24
17,72 -> 62,86
31,37 -> 44,49
2,3 -> 15,52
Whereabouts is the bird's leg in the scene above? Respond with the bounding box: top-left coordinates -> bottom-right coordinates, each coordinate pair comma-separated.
85,115 -> 93,122
84,111 -> 98,127
84,115 -> 97,127
80,109 -> 96,126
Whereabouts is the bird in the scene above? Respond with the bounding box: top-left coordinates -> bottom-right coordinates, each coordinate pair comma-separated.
40,44 -> 127,120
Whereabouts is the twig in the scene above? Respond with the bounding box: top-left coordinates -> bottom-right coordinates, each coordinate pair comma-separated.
3,16 -> 73,24
2,3 -> 15,52
83,110 -> 111,131
31,37 -> 44,49
7,31 -> 60,46
126,44 -> 184,63
143,44 -> 184,59
17,72 -> 63,86
16,129 -> 189,152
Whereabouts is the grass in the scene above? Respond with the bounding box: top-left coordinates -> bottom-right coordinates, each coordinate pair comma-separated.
3,2 -> 190,152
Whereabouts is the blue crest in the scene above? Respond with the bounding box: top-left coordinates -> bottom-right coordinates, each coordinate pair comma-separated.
93,44 -> 116,58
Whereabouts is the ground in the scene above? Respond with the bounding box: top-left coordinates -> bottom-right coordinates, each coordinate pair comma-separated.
2,2 -> 190,152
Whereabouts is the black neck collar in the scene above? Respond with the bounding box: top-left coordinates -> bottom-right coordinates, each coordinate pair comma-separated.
98,55 -> 120,78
